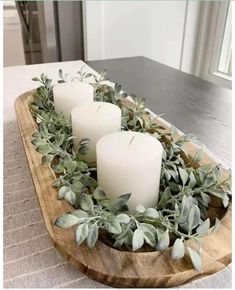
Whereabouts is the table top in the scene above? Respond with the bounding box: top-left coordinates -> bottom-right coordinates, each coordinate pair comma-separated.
3,58 -> 231,288
88,56 -> 231,169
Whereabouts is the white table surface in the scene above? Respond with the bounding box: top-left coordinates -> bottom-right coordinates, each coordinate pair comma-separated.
3,60 -> 232,288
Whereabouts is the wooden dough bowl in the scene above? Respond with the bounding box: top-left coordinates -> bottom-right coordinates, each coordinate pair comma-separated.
15,91 -> 231,288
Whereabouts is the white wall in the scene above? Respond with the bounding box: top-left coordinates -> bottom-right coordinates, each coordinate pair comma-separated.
143,1 -> 186,69
102,1 -> 147,60
83,1 -> 200,73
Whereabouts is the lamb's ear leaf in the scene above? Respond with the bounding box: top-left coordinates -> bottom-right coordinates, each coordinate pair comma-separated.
132,228 -> 144,251
171,238 -> 185,260
76,223 -> 89,245
187,247 -> 202,272
54,213 -> 80,228
157,230 -> 170,251
86,223 -> 99,248
196,218 -> 210,236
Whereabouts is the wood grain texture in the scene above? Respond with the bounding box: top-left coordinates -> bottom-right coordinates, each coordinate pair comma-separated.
15,90 -> 231,288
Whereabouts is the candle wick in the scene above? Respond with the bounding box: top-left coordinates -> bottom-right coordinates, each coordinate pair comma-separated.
129,136 -> 135,146
97,105 -> 102,112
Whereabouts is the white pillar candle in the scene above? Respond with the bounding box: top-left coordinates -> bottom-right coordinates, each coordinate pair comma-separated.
96,131 -> 163,212
53,82 -> 94,119
71,102 -> 121,163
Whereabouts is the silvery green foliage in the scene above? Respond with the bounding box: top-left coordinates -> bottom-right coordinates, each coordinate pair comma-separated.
30,70 -> 231,272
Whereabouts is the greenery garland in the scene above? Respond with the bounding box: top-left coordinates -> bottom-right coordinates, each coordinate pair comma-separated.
30,68 -> 231,272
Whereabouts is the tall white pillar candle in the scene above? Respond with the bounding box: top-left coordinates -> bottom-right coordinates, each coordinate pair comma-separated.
53,82 -> 94,119
96,131 -> 163,212
71,102 -> 121,163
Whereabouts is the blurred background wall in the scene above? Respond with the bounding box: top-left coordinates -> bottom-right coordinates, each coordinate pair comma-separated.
84,1 -> 200,74
3,0 -> 231,88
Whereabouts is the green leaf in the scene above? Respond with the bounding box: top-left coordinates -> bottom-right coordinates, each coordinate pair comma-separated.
158,187 -> 171,208
200,192 -> 211,206
114,83 -> 122,93
161,149 -> 167,160
171,238 -> 185,260
140,223 -> 156,234
187,205 -> 200,231
71,209 -> 88,219
48,123 -> 56,133
77,160 -> 88,172
170,126 -> 178,139
87,223 -> 99,248
32,77 -> 40,82
132,228 -> 144,251
212,165 -> 222,181
107,193 -> 131,211
66,160 -> 77,175
116,214 -> 130,224
140,223 -> 156,248
58,186 -> 70,199
169,182 -> 180,192
178,196 -> 194,225
36,144 -> 51,155
54,132 -> 65,146
39,123 -> 48,138
55,213 -> 80,228
93,187 -> 106,200
157,230 -> 170,251
72,181 -> 84,194
40,72 -> 46,81
80,194 -> 94,212
32,131 -> 41,138
53,162 -> 65,173
189,171 -> 197,188
104,219 -> 122,234
52,179 -> 61,188
203,176 -> 215,188
207,190 -> 229,207
179,167 -> 188,186
84,73 -> 93,79
31,138 -> 46,146
58,68 -> 63,79
143,230 -> 156,248
164,169 -> 171,181
45,78 -> 52,88
196,218 -> 210,236
210,218 -> 220,233
42,154 -> 54,165
187,247 -> 202,272
222,194 -> 229,207
76,223 -> 89,245
169,170 -> 179,182
64,189 -> 76,205
144,208 -> 159,219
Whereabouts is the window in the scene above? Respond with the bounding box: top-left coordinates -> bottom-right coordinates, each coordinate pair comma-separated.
195,1 -> 232,89
218,3 -> 232,77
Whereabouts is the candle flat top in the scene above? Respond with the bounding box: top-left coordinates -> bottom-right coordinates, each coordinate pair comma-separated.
53,81 -> 94,97
97,131 -> 163,161
71,102 -> 121,124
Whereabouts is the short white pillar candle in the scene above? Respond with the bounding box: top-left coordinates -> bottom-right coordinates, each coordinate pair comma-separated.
71,102 -> 121,163
53,82 -> 94,119
96,131 -> 163,212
